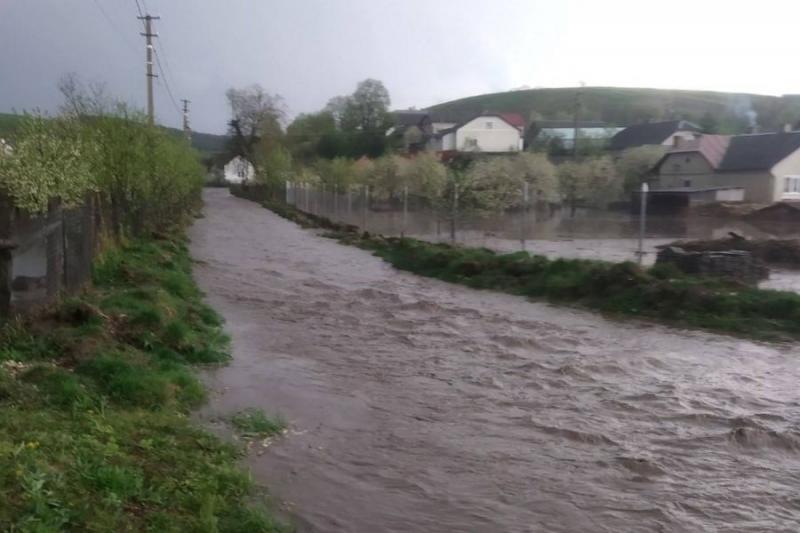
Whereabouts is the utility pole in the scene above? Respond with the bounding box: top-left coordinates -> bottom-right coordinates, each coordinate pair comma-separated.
138,14 -> 160,125
181,99 -> 191,140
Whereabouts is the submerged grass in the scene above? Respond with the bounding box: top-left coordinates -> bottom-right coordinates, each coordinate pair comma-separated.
257,196 -> 800,342
231,409 -> 286,439
0,233 -> 287,531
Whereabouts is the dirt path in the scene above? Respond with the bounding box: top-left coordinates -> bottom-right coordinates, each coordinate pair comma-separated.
190,188 -> 800,533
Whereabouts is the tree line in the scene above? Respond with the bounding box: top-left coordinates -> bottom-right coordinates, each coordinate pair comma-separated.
224,79 -> 667,216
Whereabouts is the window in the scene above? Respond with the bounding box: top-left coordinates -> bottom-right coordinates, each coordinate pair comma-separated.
683,179 -> 692,188
486,121 -> 494,129
685,156 -> 691,163
784,176 -> 800,194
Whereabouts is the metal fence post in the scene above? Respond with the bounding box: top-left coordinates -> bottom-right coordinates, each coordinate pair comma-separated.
361,185 -> 369,231
521,182 -> 529,251
347,187 -> 352,216
402,186 -> 408,238
450,183 -> 458,243
637,182 -> 649,265
333,184 -> 338,217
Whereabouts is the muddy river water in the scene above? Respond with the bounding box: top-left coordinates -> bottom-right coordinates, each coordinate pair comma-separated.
191,189 -> 800,532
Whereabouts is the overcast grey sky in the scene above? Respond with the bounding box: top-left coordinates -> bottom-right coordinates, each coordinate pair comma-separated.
2,0 -> 800,134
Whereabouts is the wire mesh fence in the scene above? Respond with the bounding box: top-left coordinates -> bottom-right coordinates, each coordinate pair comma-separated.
230,181 -> 752,266
284,181 -> 577,252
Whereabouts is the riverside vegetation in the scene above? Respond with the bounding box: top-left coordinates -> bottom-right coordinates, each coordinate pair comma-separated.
0,83 -> 286,530
0,236 -> 285,531
240,190 -> 800,342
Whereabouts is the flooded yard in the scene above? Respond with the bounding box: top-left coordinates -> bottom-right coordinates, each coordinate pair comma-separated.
292,188 -> 800,293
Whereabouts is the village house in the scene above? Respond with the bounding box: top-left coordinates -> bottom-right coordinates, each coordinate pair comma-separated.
386,111 -> 432,152
652,131 -> 800,205
610,120 -> 702,152
223,156 -> 255,184
427,112 -> 526,153
525,120 -> 623,150
428,111 -> 461,134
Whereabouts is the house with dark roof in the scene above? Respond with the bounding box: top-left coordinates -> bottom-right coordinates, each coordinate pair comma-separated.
427,112 -> 525,153
386,111 -> 432,152
610,120 -> 702,151
653,131 -> 800,204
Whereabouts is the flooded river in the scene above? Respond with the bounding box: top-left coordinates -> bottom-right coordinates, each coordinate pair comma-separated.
191,189 -> 800,532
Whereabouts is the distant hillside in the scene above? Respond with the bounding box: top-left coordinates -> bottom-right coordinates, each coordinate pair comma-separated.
0,113 -> 228,157
427,87 -> 800,134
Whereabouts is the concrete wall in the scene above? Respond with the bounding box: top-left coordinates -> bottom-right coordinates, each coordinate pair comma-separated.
455,117 -> 522,153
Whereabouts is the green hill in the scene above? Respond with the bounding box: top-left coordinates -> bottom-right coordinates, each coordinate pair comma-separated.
0,112 -> 228,157
427,87 -> 800,134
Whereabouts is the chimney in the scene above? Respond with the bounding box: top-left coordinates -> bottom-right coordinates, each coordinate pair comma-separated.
673,136 -> 682,148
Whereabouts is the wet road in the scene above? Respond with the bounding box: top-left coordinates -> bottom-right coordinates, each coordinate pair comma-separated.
191,189 -> 800,532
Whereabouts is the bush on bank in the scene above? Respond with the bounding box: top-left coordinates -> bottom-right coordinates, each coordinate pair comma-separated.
253,195 -> 800,341
0,111 -> 204,236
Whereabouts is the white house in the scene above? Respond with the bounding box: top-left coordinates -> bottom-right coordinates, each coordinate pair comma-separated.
429,113 -> 525,153
223,156 -> 255,184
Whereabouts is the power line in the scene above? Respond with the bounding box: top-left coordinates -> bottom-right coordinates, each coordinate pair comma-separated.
156,43 -> 178,90
133,0 -> 145,19
154,48 -> 182,118
92,0 -> 138,53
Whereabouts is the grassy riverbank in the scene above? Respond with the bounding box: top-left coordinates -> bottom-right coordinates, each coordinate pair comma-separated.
254,195 -> 800,342
0,234 -> 286,531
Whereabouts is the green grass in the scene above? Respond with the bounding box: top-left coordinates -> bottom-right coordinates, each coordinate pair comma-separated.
255,197 -> 800,342
0,234 -> 288,531
231,409 -> 286,439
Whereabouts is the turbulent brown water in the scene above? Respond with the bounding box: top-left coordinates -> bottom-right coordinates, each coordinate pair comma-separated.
191,189 -> 800,532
